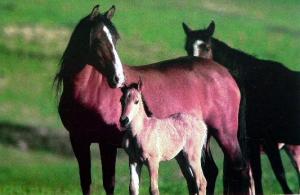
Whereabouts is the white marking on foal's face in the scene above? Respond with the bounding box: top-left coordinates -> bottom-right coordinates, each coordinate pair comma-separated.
126,95 -> 140,124
103,25 -> 125,87
193,40 -> 204,57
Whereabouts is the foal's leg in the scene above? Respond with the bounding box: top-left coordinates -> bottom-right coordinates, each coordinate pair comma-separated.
70,135 -> 92,195
202,133 -> 218,195
129,158 -> 143,195
175,151 -> 199,195
99,143 -> 117,195
184,134 -> 207,195
186,150 -> 207,195
146,158 -> 160,195
263,139 -> 293,194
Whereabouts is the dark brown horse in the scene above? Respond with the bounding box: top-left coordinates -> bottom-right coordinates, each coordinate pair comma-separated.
54,5 -> 249,194
182,21 -> 300,194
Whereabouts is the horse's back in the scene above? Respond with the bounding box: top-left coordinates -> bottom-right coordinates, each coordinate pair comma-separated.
126,56 -> 240,130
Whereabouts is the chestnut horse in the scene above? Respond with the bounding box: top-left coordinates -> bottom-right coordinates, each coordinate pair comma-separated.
182,21 -> 300,194
54,5 -> 249,195
120,81 -> 207,195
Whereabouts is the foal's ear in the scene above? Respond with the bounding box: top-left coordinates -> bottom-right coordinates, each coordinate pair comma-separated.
137,77 -> 143,92
90,5 -> 100,20
206,20 -> 215,36
121,85 -> 127,94
105,5 -> 116,20
182,22 -> 192,35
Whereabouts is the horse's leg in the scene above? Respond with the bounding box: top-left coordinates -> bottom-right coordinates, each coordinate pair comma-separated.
284,145 -> 300,192
129,158 -> 143,195
70,135 -> 92,195
214,131 -> 249,194
263,139 -> 293,194
175,151 -> 199,195
248,140 -> 263,194
220,86 -> 250,194
202,133 -> 218,195
146,158 -> 160,195
99,143 -> 117,195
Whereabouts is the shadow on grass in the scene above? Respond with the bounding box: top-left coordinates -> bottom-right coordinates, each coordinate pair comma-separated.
0,121 -> 72,156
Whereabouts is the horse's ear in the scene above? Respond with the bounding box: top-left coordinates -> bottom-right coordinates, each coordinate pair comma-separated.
105,5 -> 116,20
137,77 -> 143,92
90,5 -> 100,20
182,22 -> 192,35
206,20 -> 215,36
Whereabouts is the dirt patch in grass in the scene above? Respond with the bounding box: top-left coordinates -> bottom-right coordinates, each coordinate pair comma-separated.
267,25 -> 300,37
0,121 -> 71,156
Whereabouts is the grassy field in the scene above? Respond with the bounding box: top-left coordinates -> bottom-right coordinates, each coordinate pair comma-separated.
1,143 -> 298,195
0,0 -> 299,194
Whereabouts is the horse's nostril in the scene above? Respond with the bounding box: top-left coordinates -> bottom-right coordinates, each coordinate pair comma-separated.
113,75 -> 119,83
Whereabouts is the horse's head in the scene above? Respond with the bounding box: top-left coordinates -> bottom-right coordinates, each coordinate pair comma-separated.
87,5 -> 125,88
119,80 -> 143,129
60,5 -> 125,88
182,21 -> 215,59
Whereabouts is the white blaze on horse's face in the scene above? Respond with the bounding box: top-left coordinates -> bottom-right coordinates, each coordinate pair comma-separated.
193,40 -> 204,57
103,25 -> 125,88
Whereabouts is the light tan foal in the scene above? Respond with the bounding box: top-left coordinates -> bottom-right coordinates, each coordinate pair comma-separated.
120,82 -> 207,195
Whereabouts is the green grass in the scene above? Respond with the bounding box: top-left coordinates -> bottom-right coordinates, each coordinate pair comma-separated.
0,142 -> 298,195
0,0 -> 299,194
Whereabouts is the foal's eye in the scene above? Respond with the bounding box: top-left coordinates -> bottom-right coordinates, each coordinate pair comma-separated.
134,100 -> 139,104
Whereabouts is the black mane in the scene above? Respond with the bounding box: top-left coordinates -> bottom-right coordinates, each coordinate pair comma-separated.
210,37 -> 294,84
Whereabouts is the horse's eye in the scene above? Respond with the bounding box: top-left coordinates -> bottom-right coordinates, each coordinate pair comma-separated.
200,44 -> 207,50
134,100 -> 139,104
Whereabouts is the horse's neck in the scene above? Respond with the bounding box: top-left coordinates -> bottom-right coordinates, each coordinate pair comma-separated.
211,38 -> 263,82
72,64 -> 121,112
211,38 -> 240,69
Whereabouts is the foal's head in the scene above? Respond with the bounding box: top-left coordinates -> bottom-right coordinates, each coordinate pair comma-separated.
120,81 -> 143,128
182,21 -> 215,59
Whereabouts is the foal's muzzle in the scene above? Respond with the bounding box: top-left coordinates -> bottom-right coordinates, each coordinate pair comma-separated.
120,117 -> 130,128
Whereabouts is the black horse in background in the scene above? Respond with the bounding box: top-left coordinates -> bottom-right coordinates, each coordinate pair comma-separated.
182,21 -> 300,194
